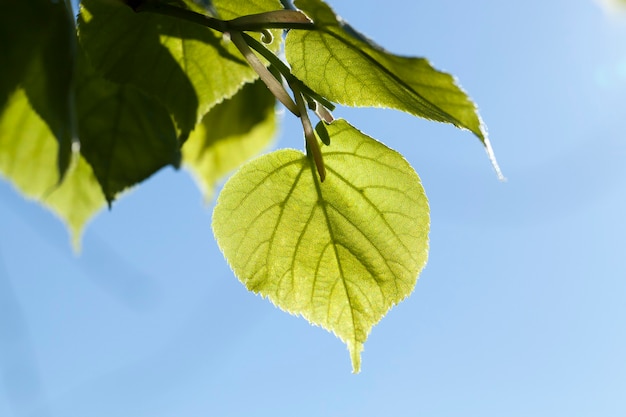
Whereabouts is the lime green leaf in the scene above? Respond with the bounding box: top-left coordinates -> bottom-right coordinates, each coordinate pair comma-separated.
213,119 -> 429,372
0,89 -> 105,250
78,0 -> 283,138
183,79 -> 277,200
285,0 -> 502,177
1,0 -> 77,178
75,53 -> 181,204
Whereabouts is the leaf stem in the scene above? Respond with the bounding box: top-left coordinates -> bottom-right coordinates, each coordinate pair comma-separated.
230,31 -> 300,116
292,84 -> 326,182
242,34 -> 336,111
131,1 -> 314,32
132,1 -> 228,32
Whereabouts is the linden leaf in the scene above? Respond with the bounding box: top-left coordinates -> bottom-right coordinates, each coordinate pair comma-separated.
212,119 -> 429,372
78,0 -> 283,139
0,89 -> 105,250
75,52 -> 181,204
183,79 -> 277,200
285,0 -> 502,177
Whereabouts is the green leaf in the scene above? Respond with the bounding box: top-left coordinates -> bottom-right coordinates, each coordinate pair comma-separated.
0,89 -> 105,250
213,119 -> 429,372
78,0 -> 283,139
0,0 -> 44,110
75,53 -> 181,204
1,0 -> 77,178
183,79 -> 277,200
285,0 -> 502,177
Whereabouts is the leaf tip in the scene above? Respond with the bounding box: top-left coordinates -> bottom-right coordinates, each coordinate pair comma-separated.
348,341 -> 364,374
476,118 -> 505,181
482,135 -> 505,181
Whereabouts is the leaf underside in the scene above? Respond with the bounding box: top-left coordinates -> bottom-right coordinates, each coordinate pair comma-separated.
183,79 -> 277,200
0,89 -> 105,250
286,0 -> 502,177
213,119 -> 430,372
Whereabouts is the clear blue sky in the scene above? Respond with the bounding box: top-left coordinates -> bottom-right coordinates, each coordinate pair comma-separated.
1,1 -> 626,416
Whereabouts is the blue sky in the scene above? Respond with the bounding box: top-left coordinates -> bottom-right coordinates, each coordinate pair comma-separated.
1,0 -> 626,416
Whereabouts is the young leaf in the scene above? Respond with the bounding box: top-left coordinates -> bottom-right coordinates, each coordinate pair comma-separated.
78,0 -> 283,139
0,89 -> 105,250
213,119 -> 429,372
75,53 -> 181,204
183,79 -> 277,200
285,0 -> 502,176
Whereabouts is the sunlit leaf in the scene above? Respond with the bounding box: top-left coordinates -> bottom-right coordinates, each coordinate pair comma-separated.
0,89 -> 105,249
183,79 -> 277,200
286,0 -> 502,177
75,53 -> 181,204
78,0 -> 283,139
213,119 -> 429,372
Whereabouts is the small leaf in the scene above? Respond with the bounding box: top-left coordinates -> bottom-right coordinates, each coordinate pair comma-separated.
285,0 -> 502,177
78,0 -> 283,138
0,89 -> 105,250
315,121 -> 331,145
75,53 -> 181,204
213,119 -> 429,372
183,79 -> 277,200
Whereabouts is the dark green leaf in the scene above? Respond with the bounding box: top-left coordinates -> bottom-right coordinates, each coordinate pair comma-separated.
1,0 -> 77,178
78,0 -> 283,139
75,53 -> 181,204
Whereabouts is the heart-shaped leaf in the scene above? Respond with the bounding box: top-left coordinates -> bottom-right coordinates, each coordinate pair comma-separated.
213,119 -> 429,372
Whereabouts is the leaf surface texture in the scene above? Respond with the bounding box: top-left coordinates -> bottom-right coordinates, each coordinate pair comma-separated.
213,119 -> 430,372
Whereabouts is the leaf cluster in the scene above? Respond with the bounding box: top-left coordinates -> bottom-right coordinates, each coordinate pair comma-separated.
0,0 -> 499,372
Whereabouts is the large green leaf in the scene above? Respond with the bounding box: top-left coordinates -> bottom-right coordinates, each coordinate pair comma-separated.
1,0 -> 77,178
78,0 -> 283,139
285,0 -> 502,176
0,89 -> 105,249
183,79 -> 277,199
75,53 -> 181,204
213,119 -> 429,372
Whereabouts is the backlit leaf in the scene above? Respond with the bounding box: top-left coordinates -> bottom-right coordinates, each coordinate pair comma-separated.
285,0 -> 502,177
213,119 -> 429,372
78,0 -> 283,139
0,89 -> 105,250
183,79 -> 277,200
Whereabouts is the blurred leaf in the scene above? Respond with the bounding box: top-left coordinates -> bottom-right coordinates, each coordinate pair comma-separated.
213,119 -> 429,372
286,0 -> 500,168
78,0 -> 283,139
75,53 -> 181,204
183,79 -> 277,200
0,0 -> 44,110
1,0 -> 77,178
0,89 -> 105,249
